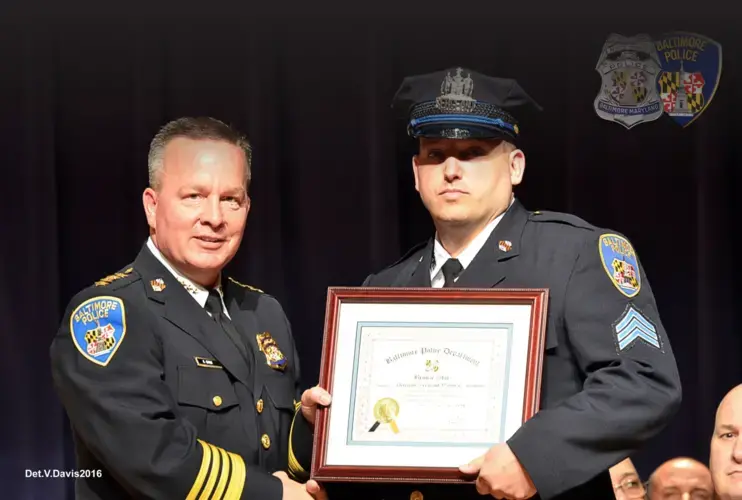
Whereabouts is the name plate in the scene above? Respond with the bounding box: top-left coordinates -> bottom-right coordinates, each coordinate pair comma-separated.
311,287 -> 548,483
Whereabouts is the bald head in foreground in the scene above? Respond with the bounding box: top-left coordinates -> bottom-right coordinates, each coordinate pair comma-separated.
711,384 -> 742,500
648,457 -> 713,500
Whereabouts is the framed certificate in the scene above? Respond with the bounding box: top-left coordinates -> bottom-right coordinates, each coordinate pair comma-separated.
310,287 -> 549,483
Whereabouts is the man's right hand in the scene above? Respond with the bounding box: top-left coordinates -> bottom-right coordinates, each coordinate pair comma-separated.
273,471 -> 328,500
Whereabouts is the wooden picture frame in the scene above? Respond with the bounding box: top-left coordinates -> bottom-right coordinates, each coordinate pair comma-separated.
310,287 -> 549,483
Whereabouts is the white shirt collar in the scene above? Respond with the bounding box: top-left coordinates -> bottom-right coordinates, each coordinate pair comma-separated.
146,237 -> 225,312
430,197 -> 515,285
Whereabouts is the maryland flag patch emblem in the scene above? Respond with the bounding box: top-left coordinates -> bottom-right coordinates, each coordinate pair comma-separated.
70,296 -> 127,366
599,234 -> 642,298
655,32 -> 722,127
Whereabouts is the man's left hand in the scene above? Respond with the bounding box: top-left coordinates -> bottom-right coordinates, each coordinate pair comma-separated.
299,386 -> 332,426
459,443 -> 536,499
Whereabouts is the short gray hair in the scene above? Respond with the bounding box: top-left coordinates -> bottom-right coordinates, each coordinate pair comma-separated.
147,117 -> 253,191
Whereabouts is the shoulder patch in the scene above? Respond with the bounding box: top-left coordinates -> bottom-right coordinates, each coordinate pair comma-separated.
598,233 -> 641,298
70,296 -> 127,366
94,267 -> 135,288
228,277 -> 263,293
529,211 -> 595,231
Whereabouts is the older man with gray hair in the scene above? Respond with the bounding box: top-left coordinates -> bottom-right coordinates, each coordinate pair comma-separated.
51,117 -> 329,500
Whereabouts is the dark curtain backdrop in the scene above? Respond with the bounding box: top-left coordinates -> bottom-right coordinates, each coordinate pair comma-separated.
2,2 -> 740,498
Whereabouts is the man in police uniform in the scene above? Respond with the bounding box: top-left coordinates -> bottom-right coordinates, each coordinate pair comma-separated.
339,68 -> 682,499
50,117 -> 329,499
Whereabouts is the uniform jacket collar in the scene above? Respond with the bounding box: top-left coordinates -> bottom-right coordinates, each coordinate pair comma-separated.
133,244 -> 256,390
404,199 -> 530,288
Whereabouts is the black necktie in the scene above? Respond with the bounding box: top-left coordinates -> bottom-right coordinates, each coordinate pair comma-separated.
205,289 -> 252,369
441,258 -> 463,287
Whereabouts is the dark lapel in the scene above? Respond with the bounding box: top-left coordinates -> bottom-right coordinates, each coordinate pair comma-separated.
399,239 -> 434,287
453,199 -> 530,288
134,244 -> 253,389
222,282 -> 264,398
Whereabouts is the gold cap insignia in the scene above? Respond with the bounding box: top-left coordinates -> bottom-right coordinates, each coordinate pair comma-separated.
256,332 -> 287,371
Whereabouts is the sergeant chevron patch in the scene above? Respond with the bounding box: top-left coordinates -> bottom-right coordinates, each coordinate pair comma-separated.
613,304 -> 662,353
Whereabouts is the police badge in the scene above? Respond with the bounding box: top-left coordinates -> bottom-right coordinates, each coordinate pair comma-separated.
655,32 -> 722,127
256,332 -> 288,371
594,34 -> 664,129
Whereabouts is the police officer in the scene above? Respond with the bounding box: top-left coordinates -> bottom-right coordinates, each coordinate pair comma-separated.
333,68 -> 682,499
50,117 -> 330,499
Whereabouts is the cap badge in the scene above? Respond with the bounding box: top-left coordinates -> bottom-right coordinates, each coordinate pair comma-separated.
436,67 -> 476,113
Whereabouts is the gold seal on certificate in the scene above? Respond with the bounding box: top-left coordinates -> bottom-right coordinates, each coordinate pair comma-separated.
311,287 -> 549,483
370,397 -> 400,433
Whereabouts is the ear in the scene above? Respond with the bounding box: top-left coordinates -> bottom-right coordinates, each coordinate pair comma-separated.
244,195 -> 251,219
143,188 -> 158,229
412,155 -> 421,193
509,148 -> 526,186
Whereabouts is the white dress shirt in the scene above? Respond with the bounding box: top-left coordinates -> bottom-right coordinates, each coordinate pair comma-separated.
429,198 -> 514,288
146,237 -> 230,318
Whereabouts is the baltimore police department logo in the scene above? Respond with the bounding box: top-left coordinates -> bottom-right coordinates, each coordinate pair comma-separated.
655,32 -> 722,127
70,296 -> 126,366
598,234 -> 641,298
594,33 -> 664,129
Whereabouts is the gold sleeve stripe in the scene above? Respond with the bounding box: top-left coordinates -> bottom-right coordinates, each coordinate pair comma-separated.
187,440 -> 212,500
212,447 -> 231,500
187,440 -> 246,500
288,407 -> 306,477
223,451 -> 246,499
199,443 -> 221,500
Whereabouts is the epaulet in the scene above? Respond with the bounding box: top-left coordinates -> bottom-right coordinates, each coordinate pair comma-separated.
93,267 -> 139,289
228,277 -> 264,294
528,210 -> 596,231
385,239 -> 430,270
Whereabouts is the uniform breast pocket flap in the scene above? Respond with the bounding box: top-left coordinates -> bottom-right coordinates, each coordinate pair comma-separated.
263,376 -> 297,412
177,365 -> 239,411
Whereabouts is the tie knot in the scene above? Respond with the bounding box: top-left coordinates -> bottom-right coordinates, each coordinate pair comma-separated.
205,289 -> 223,317
441,258 -> 463,287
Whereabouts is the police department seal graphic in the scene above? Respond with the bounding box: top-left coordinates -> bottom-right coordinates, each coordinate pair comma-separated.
654,32 -> 722,127
594,33 -> 663,129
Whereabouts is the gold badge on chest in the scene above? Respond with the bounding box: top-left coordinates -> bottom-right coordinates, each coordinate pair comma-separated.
256,332 -> 288,371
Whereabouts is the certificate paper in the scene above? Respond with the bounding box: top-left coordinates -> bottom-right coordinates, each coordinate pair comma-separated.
312,288 -> 548,482
349,323 -> 512,446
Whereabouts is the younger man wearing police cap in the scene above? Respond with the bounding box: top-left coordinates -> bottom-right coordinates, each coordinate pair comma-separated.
351,68 -> 682,499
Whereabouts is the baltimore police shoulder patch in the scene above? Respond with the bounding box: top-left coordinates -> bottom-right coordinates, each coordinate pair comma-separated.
598,233 -> 641,298
69,296 -> 127,366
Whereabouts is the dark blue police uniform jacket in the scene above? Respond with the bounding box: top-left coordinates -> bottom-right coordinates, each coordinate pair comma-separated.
325,199 -> 681,500
50,244 -> 314,499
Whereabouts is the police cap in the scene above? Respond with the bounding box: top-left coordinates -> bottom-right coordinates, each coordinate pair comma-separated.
392,67 -> 543,141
